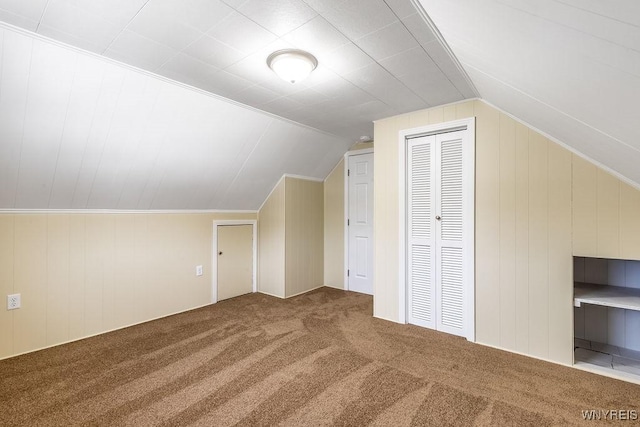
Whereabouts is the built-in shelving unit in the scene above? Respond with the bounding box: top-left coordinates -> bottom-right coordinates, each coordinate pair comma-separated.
573,257 -> 640,383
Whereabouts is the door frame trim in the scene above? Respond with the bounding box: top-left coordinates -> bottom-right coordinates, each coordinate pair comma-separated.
212,220 -> 258,304
344,148 -> 375,291
397,118 -> 475,341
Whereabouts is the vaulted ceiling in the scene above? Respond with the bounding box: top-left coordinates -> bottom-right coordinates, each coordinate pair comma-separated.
0,0 -> 638,210
0,0 -> 475,210
420,0 -> 640,187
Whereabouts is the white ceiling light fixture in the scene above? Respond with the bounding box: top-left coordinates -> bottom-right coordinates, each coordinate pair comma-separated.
267,49 -> 318,84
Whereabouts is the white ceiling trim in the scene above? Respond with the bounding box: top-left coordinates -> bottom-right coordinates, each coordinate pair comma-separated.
284,173 -> 325,182
408,0 -> 479,97
0,20 -> 340,139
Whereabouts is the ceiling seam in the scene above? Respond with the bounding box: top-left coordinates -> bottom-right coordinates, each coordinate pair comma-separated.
217,120 -> 274,208
69,65 -> 108,209
10,38 -> 35,208
409,0 -> 480,98
35,0 -> 50,33
114,77 -> 159,209
553,0 -> 640,29
46,53 -> 80,208
83,73 -> 128,209
135,131 -> 171,210
297,0 -> 423,114
101,0 -> 152,54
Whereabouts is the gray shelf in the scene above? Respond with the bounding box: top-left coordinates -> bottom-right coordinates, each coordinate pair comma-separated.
574,282 -> 640,312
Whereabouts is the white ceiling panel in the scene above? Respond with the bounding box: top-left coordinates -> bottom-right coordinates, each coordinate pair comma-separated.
322,42 -> 376,76
301,0 -> 397,40
157,53 -> 219,87
207,11 -> 277,54
60,0 -> 148,27
15,39 -> 76,208
105,30 -> 178,71
40,0 -> 122,52
183,34 -> 245,69
233,84 -> 281,106
0,29 -> 29,206
0,0 -> 48,23
197,70 -> 253,98
126,9 -> 200,53
383,0 -> 418,19
356,20 -> 418,61
49,55 -> 106,209
237,0 -> 317,37
282,16 -> 348,56
401,12 -> 436,46
556,0 -> 640,27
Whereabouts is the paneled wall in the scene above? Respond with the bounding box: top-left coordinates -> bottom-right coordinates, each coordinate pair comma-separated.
323,159 -> 344,289
0,211 -> 256,359
285,177 -> 324,297
374,99 -> 577,364
257,179 -> 286,298
258,176 -> 324,298
573,157 -> 640,260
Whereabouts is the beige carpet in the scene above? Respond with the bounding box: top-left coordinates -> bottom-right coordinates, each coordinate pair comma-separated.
1,287 -> 639,426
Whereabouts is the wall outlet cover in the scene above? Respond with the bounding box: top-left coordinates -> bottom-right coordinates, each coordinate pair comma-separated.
7,294 -> 20,310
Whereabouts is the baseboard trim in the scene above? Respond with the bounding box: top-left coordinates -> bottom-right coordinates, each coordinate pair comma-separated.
257,290 -> 286,299
286,285 -> 325,298
0,302 -> 213,362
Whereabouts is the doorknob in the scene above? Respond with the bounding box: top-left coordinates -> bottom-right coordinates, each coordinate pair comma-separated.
435,215 -> 441,221
218,251 -> 223,255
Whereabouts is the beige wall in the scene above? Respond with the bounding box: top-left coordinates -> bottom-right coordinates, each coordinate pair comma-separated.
323,159 -> 344,289
572,156 -> 640,260
0,211 -> 256,360
257,179 -> 286,298
285,177 -> 324,297
373,99 -> 640,366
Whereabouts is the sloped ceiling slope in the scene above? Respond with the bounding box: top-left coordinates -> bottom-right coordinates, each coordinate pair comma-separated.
0,26 -> 349,210
0,0 -> 476,142
420,0 -> 640,187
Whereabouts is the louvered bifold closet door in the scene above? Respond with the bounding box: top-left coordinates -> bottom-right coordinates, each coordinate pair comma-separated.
407,136 -> 436,329
435,131 -> 466,337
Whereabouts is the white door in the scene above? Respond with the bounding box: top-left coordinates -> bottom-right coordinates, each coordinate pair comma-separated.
407,137 -> 436,329
217,224 -> 253,301
407,129 -> 473,339
348,152 -> 374,295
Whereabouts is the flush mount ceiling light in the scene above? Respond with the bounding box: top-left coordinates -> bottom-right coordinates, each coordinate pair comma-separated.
267,49 -> 318,84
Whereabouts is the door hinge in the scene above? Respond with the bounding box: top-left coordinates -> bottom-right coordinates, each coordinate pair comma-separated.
347,169 -> 350,176
347,269 -> 350,277
347,219 -> 350,226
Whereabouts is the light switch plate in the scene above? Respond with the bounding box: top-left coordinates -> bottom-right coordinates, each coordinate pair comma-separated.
196,265 -> 203,276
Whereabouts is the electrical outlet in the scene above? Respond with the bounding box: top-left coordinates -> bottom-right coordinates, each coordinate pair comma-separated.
196,265 -> 203,276
7,294 -> 20,310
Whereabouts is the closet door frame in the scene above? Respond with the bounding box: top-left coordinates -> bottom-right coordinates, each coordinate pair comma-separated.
398,117 -> 476,342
